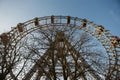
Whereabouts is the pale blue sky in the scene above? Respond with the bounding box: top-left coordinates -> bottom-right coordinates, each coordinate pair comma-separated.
0,0 -> 120,36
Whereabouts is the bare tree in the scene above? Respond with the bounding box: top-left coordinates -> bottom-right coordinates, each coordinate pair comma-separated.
0,33 -> 22,80
0,23 -> 109,80
14,26 -> 107,80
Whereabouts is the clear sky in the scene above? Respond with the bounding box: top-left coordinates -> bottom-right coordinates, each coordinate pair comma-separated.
0,0 -> 120,36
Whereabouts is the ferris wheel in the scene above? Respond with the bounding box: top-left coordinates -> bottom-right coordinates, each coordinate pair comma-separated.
0,15 -> 120,80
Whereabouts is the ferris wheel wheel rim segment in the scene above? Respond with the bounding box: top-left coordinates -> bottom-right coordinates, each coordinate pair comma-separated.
1,15 -> 119,55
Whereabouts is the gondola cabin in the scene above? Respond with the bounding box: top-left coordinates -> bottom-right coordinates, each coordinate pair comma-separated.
67,16 -> 70,24
17,23 -> 24,32
51,15 -> 54,24
112,36 -> 120,47
34,17 -> 39,26
81,19 -> 87,28
96,25 -> 104,35
0,33 -> 9,45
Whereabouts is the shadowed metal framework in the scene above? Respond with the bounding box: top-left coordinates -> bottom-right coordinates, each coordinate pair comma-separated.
0,15 -> 120,80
